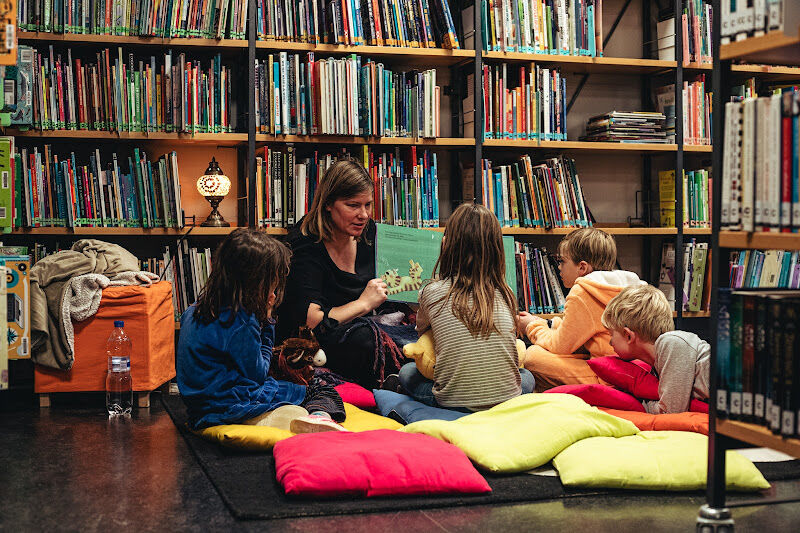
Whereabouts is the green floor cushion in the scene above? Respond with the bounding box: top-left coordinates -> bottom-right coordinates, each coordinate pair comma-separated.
400,393 -> 639,473
197,403 -> 402,451
553,431 -> 770,491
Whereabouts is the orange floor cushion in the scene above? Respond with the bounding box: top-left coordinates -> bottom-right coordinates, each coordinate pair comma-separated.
599,408 -> 709,435
35,281 -> 175,393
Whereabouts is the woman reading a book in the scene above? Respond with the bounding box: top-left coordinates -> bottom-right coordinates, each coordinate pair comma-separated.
276,159 -> 406,388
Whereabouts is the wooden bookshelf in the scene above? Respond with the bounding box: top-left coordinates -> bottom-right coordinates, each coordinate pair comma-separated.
482,139 -> 678,152
18,31 -> 248,49
683,145 -> 713,153
719,231 -> 800,250
10,129 -> 248,146
717,420 -> 800,458
255,41 -> 474,66
502,226 -> 680,235
481,52 -> 675,74
683,228 -> 712,235
10,226 -> 287,236
683,60 -> 800,80
255,135 -> 474,146
720,31 -> 800,67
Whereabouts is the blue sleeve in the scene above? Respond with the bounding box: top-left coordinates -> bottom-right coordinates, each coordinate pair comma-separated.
225,319 -> 270,384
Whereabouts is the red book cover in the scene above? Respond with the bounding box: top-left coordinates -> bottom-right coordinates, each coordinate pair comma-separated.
29,154 -> 40,226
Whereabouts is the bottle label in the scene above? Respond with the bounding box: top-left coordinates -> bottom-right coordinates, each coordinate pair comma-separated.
110,356 -> 130,373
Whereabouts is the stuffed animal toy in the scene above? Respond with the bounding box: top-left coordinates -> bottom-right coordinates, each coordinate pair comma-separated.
404,331 -> 528,380
269,327 -> 327,386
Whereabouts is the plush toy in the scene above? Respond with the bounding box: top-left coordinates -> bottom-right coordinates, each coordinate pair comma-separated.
404,331 -> 528,380
269,327 -> 327,386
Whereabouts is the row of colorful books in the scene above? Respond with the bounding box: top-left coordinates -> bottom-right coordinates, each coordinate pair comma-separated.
258,0 -> 460,48
657,240 -> 711,313
10,145 -> 184,230
17,0 -> 462,48
18,0 -> 250,38
720,0 -> 795,45
256,145 -> 438,228
716,288 -> 800,438
254,53 -> 439,138
580,111 -> 667,144
147,242 -> 212,319
682,0 -> 712,64
18,45 -> 233,133
481,155 -> 592,229
653,78 -> 712,146
728,249 -> 800,289
721,89 -> 800,232
483,63 -> 566,141
479,0 -> 603,57
658,168 -> 711,229
513,243 -> 566,314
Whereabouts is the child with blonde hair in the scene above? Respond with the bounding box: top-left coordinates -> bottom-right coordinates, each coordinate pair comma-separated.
517,228 -> 645,390
398,203 -> 535,410
602,284 -> 709,414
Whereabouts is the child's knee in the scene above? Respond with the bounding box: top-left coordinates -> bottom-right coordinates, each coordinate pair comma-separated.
399,361 -> 422,387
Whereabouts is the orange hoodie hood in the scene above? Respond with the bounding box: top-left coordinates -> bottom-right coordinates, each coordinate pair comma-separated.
574,270 -> 646,306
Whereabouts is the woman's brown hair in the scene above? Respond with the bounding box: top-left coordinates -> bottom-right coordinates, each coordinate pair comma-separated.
427,203 -> 517,338
301,159 -> 374,242
195,228 -> 291,325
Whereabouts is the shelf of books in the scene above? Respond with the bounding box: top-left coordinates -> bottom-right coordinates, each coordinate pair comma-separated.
482,140 -> 681,153
255,42 -> 474,66
9,227 -> 287,236
10,130 -> 249,146
502,227 -> 683,236
255,135 -> 473,146
720,31 -> 800,66
719,232 -> 800,251
18,31 -> 249,49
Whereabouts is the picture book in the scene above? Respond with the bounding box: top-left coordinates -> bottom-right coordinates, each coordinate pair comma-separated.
375,223 -> 517,303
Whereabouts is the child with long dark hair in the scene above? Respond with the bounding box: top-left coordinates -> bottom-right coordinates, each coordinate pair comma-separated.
398,203 -> 535,410
177,228 -> 346,432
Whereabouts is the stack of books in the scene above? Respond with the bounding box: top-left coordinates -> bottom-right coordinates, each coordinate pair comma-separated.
658,240 -> 711,312
716,288 -> 800,437
580,111 -> 667,143
728,249 -> 800,289
482,63 -> 566,141
513,243 -> 566,314
256,146 -> 438,229
12,146 -> 183,230
481,155 -> 592,229
24,45 -> 234,133
479,0 -> 603,57
257,0 -> 461,48
255,54 -> 439,138
722,90 -> 800,232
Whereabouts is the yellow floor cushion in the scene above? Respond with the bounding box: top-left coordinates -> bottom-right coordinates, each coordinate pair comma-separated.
553,431 -> 770,491
196,403 -> 402,451
401,393 -> 639,473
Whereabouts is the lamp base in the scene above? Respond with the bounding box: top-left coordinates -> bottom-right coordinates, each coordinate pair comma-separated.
201,196 -> 231,227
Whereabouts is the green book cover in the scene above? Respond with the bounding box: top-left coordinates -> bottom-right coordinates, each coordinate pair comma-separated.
0,138 -> 12,232
374,224 -> 517,303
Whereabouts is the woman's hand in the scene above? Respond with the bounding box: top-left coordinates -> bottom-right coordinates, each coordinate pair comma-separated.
358,278 -> 388,313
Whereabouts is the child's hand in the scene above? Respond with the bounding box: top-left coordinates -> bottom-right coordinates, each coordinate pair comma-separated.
517,312 -> 546,337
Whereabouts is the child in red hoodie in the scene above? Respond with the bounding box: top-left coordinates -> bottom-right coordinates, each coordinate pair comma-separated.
517,228 -> 645,390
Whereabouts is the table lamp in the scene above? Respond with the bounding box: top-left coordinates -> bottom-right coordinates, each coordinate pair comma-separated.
196,157 -> 231,227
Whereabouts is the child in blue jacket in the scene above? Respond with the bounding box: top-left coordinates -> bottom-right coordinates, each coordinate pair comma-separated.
177,228 -> 345,432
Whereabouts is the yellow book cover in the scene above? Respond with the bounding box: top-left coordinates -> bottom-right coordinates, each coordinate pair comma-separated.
658,169 -> 676,227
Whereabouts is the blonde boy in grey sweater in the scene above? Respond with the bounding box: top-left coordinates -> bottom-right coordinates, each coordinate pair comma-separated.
601,284 -> 710,414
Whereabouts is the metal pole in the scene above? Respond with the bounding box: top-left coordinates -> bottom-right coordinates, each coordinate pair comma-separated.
247,0 -> 257,227
674,0 -> 685,326
474,0 -> 483,204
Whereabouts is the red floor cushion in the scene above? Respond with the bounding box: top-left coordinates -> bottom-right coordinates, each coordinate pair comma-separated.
546,384 -> 646,412
274,429 -> 491,498
335,382 -> 376,409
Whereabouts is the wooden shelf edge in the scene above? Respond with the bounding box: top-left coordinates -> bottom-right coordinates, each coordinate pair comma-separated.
9,129 -> 248,144
719,231 -> 800,250
683,228 -> 712,235
483,140 -> 677,152
502,226 -> 679,235
681,311 -> 711,318
8,226 -> 288,236
683,144 -> 713,152
721,31 -> 800,63
18,31 -> 248,48
255,41 -> 474,59
717,419 -> 800,458
255,135 -> 474,146
481,51 -> 675,69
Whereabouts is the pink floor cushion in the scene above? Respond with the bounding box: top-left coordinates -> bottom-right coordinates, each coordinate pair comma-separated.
546,384 -> 646,412
587,357 -> 710,413
335,382 -> 377,409
274,429 -> 491,498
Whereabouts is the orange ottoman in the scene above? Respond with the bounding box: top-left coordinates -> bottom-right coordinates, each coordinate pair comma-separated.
35,281 -> 175,407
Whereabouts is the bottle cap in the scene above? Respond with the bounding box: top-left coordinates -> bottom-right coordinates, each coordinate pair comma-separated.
109,356 -> 130,373
114,320 -> 124,328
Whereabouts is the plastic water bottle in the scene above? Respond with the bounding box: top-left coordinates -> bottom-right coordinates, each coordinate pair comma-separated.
106,320 -> 133,415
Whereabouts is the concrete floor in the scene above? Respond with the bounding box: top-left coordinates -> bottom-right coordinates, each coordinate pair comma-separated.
2,389 -> 800,532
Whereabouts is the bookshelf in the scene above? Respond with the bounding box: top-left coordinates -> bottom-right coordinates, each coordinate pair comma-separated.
701,3 -> 800,528
17,31 -> 249,49
254,135 -> 474,146
11,130 -> 249,146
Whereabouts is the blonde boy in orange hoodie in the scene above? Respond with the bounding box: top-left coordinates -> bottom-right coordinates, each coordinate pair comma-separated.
517,228 -> 645,390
